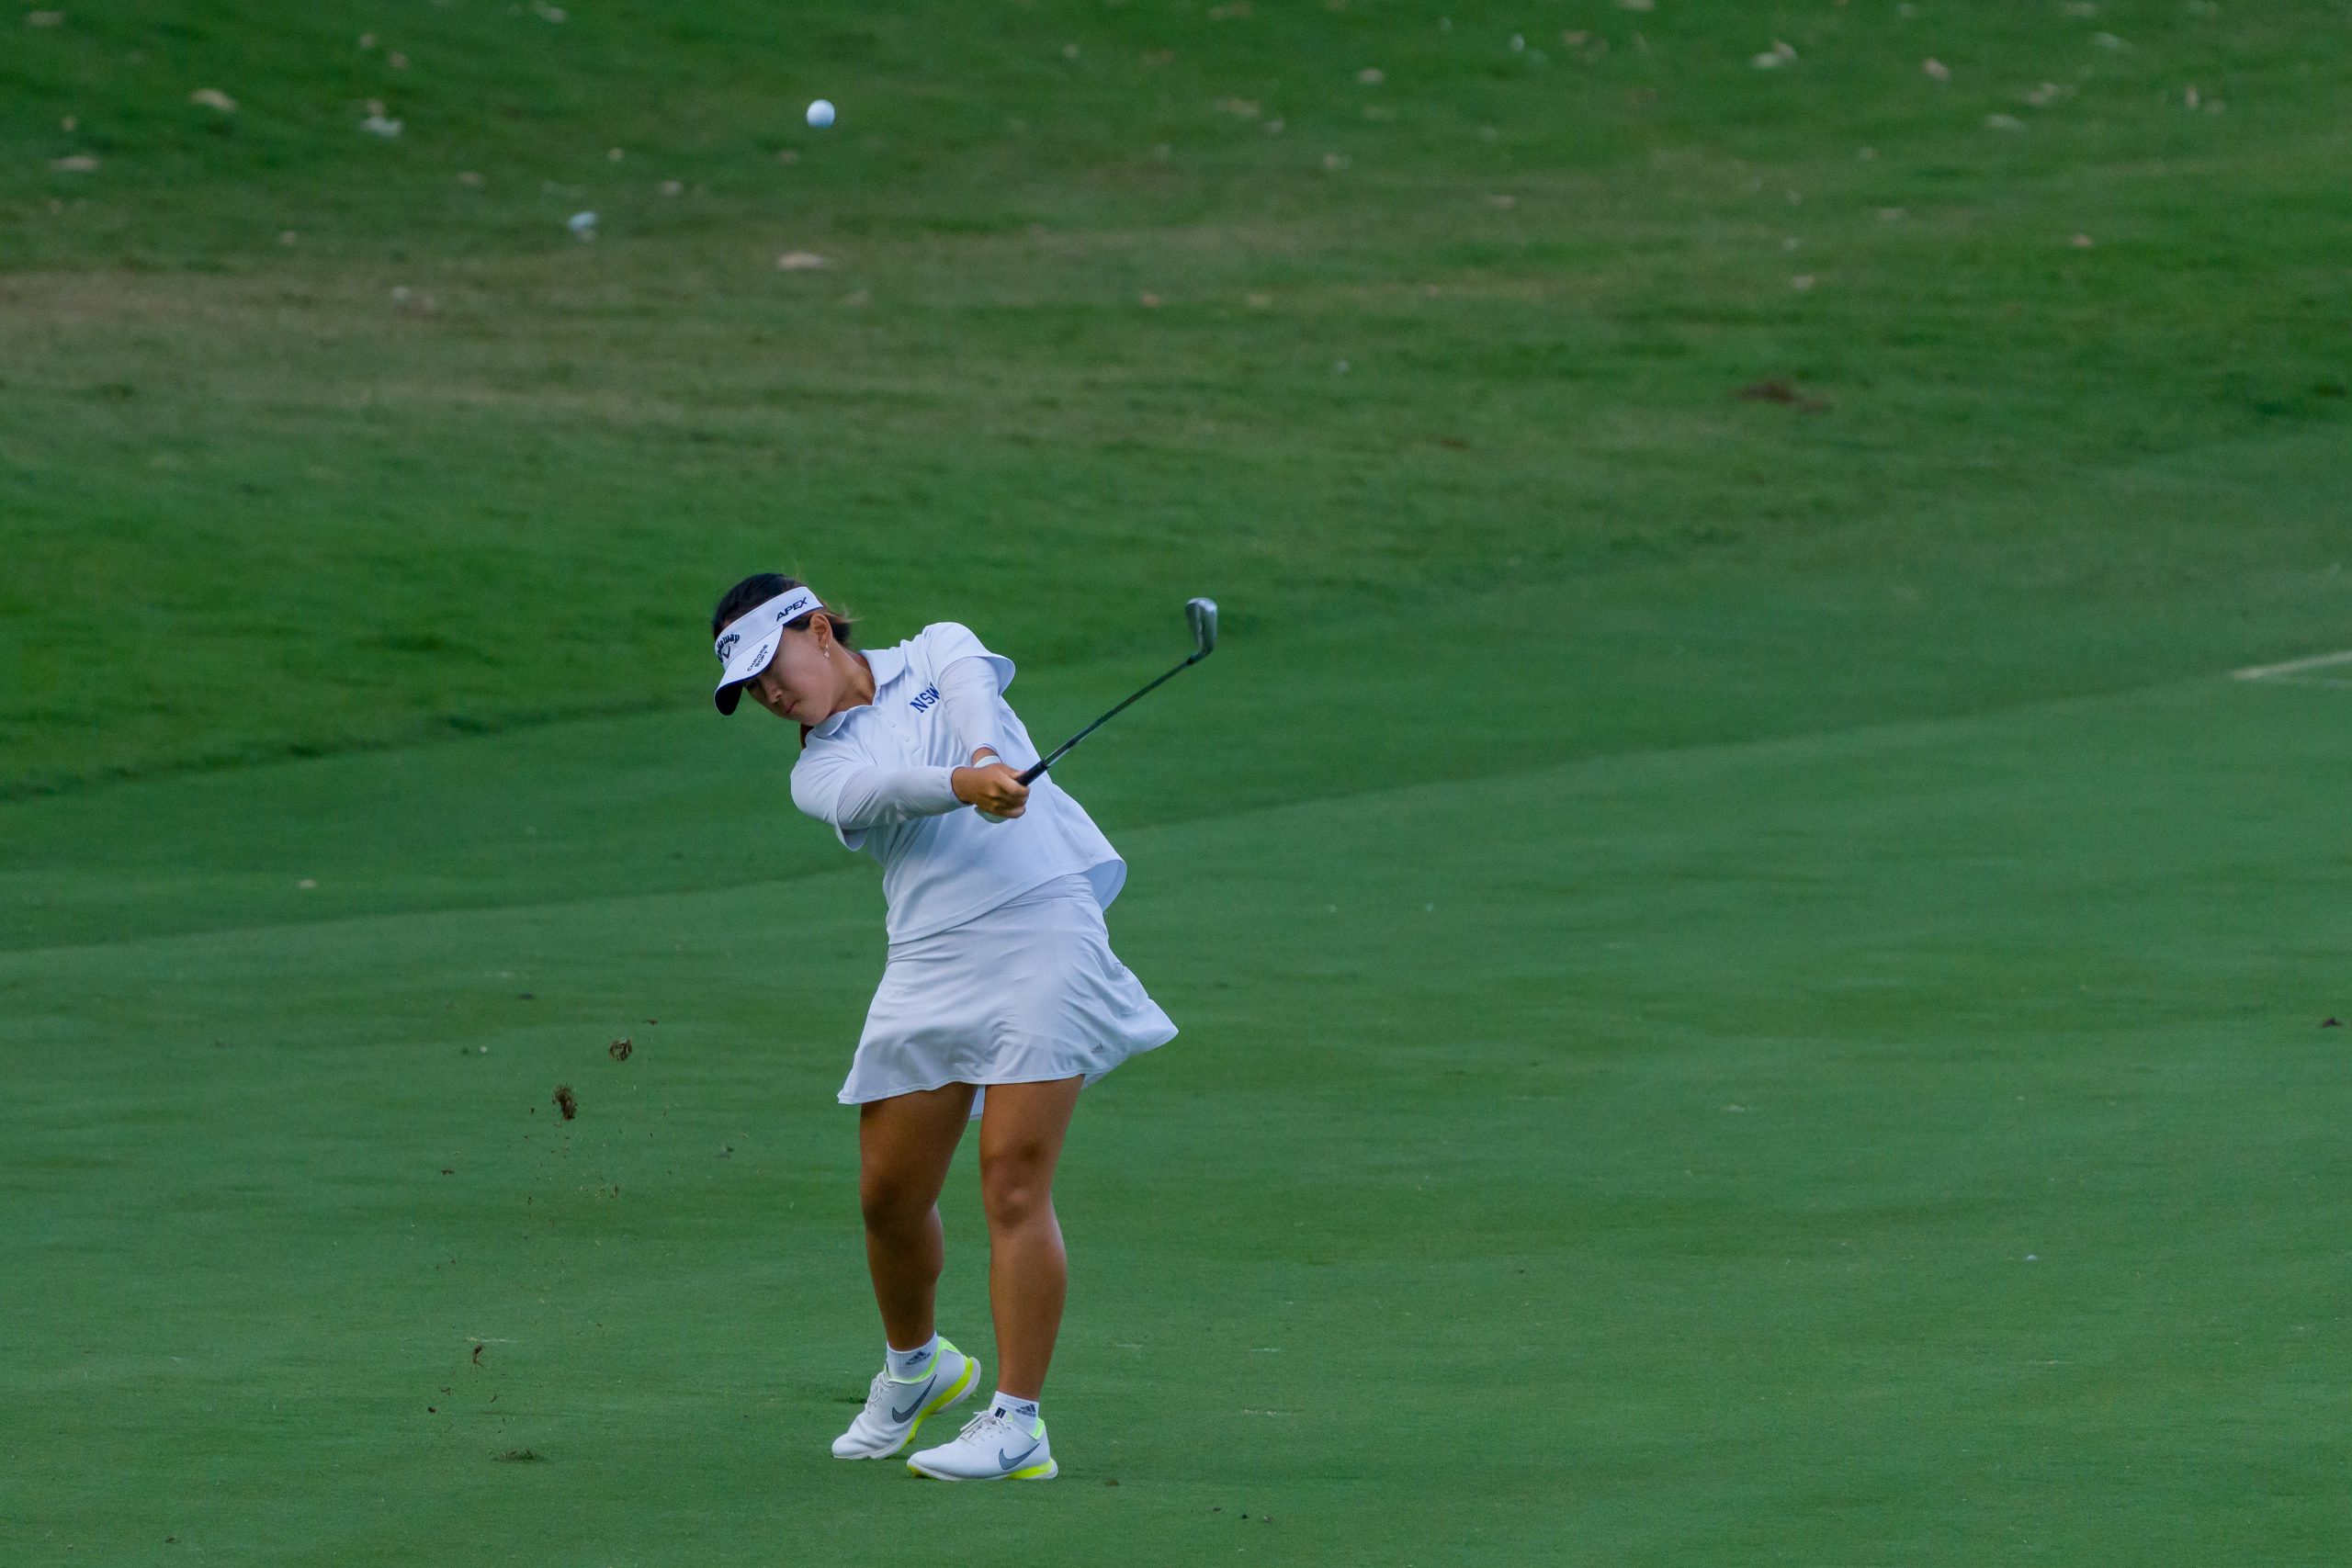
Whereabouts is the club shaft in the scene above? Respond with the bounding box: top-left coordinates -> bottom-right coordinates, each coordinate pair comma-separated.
1015,655 -> 1198,784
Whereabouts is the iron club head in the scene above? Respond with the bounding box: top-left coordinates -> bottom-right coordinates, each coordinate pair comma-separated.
1186,597 -> 1219,661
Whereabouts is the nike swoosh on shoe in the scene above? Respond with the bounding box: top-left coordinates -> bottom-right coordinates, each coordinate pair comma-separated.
997,1439 -> 1041,1471
888,1374 -> 938,1423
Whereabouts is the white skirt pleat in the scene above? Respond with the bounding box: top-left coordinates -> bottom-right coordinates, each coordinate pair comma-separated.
840,872 -> 1177,1116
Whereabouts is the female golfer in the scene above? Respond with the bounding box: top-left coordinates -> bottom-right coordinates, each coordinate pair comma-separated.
708,575 -> 1176,1483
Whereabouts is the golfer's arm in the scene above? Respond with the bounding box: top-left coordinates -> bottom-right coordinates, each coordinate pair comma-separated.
793,758 -> 963,829
937,655 -> 1007,764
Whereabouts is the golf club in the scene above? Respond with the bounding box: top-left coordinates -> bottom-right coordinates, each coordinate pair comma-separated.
1013,598 -> 1218,785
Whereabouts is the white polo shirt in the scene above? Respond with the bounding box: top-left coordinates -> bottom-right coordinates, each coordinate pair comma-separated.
789,622 -> 1127,943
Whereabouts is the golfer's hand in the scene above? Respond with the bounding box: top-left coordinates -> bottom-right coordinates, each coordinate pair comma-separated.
953,761 -> 1028,819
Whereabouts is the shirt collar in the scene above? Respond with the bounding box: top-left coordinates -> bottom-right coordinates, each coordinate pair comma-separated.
808,644 -> 907,739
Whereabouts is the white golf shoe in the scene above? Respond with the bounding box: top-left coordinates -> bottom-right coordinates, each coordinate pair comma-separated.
831,1340 -> 980,1460
905,1404 -> 1057,1482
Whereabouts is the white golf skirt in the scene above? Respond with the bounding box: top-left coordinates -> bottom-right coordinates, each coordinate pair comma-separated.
841,872 -> 1177,1117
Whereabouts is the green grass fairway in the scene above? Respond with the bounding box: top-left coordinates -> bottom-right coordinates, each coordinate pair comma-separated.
6,2 -> 2351,1563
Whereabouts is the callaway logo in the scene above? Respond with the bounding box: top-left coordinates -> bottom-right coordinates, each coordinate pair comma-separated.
714,633 -> 740,661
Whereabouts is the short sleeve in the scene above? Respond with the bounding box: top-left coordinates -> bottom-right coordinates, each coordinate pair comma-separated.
921,622 -> 1014,694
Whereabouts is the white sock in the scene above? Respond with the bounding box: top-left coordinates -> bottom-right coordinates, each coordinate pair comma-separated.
887,1335 -> 940,1382
990,1390 -> 1040,1425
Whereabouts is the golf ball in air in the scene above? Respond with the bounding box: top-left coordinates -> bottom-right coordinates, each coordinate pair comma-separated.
806,99 -> 835,129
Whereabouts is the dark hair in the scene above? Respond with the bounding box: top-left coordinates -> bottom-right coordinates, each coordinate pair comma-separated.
715,576 -> 865,747
709,573 -> 855,644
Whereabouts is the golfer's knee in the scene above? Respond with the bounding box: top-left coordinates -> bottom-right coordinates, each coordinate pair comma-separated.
860,1176 -> 932,1235
978,1154 -> 1051,1230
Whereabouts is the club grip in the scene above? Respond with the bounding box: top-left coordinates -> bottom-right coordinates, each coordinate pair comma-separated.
978,761 -> 1043,819
1014,761 -> 1046,786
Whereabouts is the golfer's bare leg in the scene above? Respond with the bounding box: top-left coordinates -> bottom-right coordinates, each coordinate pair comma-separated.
977,1077 -> 1084,1399
857,1084 -> 977,1348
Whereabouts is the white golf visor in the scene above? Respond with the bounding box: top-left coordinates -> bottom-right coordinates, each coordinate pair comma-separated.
712,585 -> 826,714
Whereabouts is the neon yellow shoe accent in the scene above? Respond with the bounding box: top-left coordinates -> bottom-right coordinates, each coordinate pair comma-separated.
903,1341 -> 978,1449
1006,1413 -> 1056,1479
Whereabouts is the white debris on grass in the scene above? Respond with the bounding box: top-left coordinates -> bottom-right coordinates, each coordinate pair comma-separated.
1986,113 -> 2025,130
1752,40 -> 1797,69
1922,58 -> 1951,81
531,1 -> 566,20
189,87 -> 236,112
1356,66 -> 1383,85
775,250 -> 826,270
51,153 -> 97,171
567,210 -> 597,239
361,110 -> 403,137
27,9 -> 65,25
